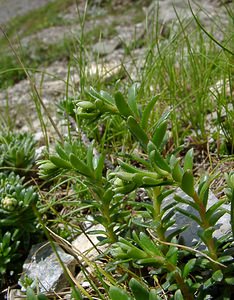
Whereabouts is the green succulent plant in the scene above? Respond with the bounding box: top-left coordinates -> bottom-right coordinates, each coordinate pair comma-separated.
0,230 -> 20,276
0,132 -> 36,174
38,86 -> 234,299
0,172 -> 40,288
0,172 -> 38,231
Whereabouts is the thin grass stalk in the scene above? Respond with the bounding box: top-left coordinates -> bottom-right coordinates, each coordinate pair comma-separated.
0,26 -> 64,143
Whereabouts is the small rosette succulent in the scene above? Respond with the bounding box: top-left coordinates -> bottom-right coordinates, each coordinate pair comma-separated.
0,172 -> 38,232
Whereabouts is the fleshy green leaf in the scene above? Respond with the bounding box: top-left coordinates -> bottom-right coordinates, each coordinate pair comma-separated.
147,141 -> 156,154
183,148 -> 194,172
109,286 -> 131,300
100,90 -> 115,104
197,227 -> 214,244
183,258 -> 196,278
113,182 -> 137,194
174,289 -> 184,300
142,176 -> 163,186
127,116 -> 149,149
102,188 -> 113,206
117,238 -> 148,259
136,257 -> 165,265
141,96 -> 158,130
209,210 -> 226,226
166,246 -> 178,265
138,232 -> 163,256
69,153 -> 93,177
161,209 -> 175,225
77,101 -> 95,110
203,277 -> 213,289
172,160 -> 184,183
181,170 -> 195,197
128,246 -> 148,259
128,84 -> 139,118
117,159 -> 142,174
149,289 -> 161,300
152,120 -> 167,149
55,143 -> 69,161
166,225 -> 189,242
50,155 -> 71,169
198,177 -> 211,207
151,149 -> 171,173
129,278 -> 149,300
94,154 -> 105,181
212,270 -> 223,282
218,255 -> 233,263
2,232 -> 11,247
86,144 -> 94,171
225,277 -> 234,285
115,91 -> 133,117
89,87 -> 114,105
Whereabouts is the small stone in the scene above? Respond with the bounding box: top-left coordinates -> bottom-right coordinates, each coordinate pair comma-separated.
87,62 -> 122,81
72,224 -> 107,262
19,242 -> 77,293
92,39 -> 120,55
35,145 -> 47,159
34,131 -> 44,142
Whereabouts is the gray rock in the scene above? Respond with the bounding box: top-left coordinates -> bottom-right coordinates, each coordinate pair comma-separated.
163,188 -> 231,247
19,242 -> 77,293
0,0 -> 55,25
93,39 -> 120,55
21,25 -> 81,46
146,0 -> 232,41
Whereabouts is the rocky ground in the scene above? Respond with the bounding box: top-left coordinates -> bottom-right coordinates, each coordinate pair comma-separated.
0,0 -> 233,298
0,0 -> 55,25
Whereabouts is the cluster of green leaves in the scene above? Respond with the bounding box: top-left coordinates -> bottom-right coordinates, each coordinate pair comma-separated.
39,138 -> 129,243
39,86 -> 234,299
0,132 -> 40,288
109,278 -> 161,300
0,172 -> 39,285
0,172 -> 38,229
0,132 -> 36,173
0,230 -> 20,276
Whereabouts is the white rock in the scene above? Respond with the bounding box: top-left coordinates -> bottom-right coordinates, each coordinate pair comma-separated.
72,224 -> 107,262
87,62 -> 122,81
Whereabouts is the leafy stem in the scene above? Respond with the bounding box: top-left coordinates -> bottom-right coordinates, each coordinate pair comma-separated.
192,192 -> 218,263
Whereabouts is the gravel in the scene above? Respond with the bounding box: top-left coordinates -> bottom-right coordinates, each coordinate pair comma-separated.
0,0 -> 55,25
